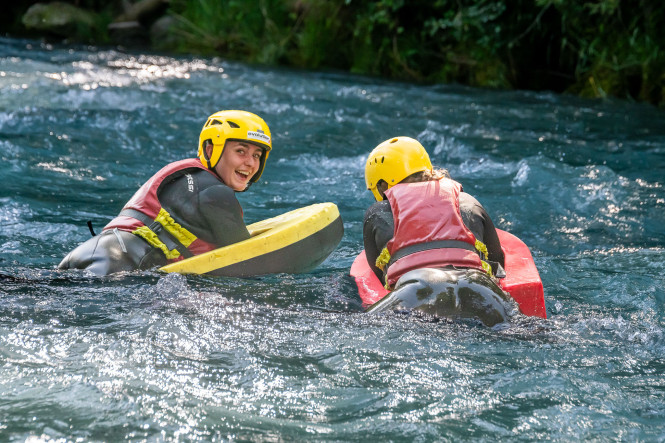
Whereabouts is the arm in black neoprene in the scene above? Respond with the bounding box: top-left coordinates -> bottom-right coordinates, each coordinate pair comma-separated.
363,200 -> 395,284
198,185 -> 251,247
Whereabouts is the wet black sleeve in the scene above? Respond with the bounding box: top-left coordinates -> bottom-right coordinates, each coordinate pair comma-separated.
159,169 -> 250,248
363,200 -> 394,284
198,185 -> 251,247
459,192 -> 504,267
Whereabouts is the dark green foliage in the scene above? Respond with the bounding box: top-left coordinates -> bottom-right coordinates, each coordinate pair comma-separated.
540,0 -> 665,105
5,0 -> 664,105
164,0 -> 664,105
4,0 -> 114,43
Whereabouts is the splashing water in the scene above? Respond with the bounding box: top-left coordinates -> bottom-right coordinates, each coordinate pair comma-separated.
1,37 -> 664,440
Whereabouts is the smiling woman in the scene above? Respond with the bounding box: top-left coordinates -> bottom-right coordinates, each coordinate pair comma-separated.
211,141 -> 264,191
58,110 -> 281,276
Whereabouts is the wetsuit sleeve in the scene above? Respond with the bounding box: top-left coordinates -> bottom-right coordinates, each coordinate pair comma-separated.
459,193 -> 505,267
158,169 -> 251,249
198,185 -> 251,247
363,200 -> 394,284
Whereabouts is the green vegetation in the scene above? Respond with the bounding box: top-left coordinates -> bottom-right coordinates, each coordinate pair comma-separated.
7,0 -> 665,106
166,0 -> 665,106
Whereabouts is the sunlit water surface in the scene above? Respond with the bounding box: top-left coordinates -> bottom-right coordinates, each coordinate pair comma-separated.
1,37 -> 664,441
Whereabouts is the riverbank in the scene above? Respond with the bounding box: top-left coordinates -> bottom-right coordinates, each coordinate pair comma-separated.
5,0 -> 665,107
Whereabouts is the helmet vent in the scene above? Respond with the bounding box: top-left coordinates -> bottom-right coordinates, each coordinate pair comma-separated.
211,119 -> 223,126
227,120 -> 240,128
381,156 -> 384,163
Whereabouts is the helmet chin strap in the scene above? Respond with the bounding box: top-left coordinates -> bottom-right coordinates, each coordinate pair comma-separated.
202,140 -> 214,169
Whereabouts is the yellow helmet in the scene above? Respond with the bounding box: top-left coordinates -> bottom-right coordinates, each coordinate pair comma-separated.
198,110 -> 272,183
364,136 -> 433,201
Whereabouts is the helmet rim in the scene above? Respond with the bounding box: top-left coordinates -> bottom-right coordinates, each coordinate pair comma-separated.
198,110 -> 272,183
365,136 -> 432,201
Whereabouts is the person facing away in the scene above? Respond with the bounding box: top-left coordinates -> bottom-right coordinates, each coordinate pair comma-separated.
59,110 -> 272,276
362,136 -> 515,326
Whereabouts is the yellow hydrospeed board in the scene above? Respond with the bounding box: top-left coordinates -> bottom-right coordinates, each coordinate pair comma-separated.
159,202 -> 344,276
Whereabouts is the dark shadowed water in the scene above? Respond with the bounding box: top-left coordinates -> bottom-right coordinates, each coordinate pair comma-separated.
1,37 -> 664,441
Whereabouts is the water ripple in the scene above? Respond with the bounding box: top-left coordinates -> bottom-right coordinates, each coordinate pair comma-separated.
1,36 -> 665,440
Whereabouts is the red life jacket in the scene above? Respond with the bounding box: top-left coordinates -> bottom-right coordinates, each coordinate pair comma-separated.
104,158 -> 220,262
383,178 -> 486,288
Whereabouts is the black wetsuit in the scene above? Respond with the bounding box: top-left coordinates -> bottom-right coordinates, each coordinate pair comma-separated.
59,168 -> 249,275
363,191 -> 512,326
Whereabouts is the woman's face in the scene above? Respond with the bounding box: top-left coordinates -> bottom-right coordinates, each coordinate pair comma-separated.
209,141 -> 263,191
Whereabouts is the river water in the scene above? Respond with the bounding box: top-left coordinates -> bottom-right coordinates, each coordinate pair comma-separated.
1,37 -> 664,441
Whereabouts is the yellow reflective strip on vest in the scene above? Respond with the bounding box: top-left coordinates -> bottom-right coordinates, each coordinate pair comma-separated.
474,239 -> 494,276
375,247 -> 391,271
481,260 -> 493,277
133,225 -> 181,260
155,208 -> 197,247
474,239 -> 488,260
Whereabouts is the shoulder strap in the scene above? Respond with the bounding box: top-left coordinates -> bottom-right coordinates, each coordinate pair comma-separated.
387,240 -> 478,268
119,209 -> 194,259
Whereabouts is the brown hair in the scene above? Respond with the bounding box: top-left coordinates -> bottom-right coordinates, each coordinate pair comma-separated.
376,167 -> 450,197
402,167 -> 450,183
